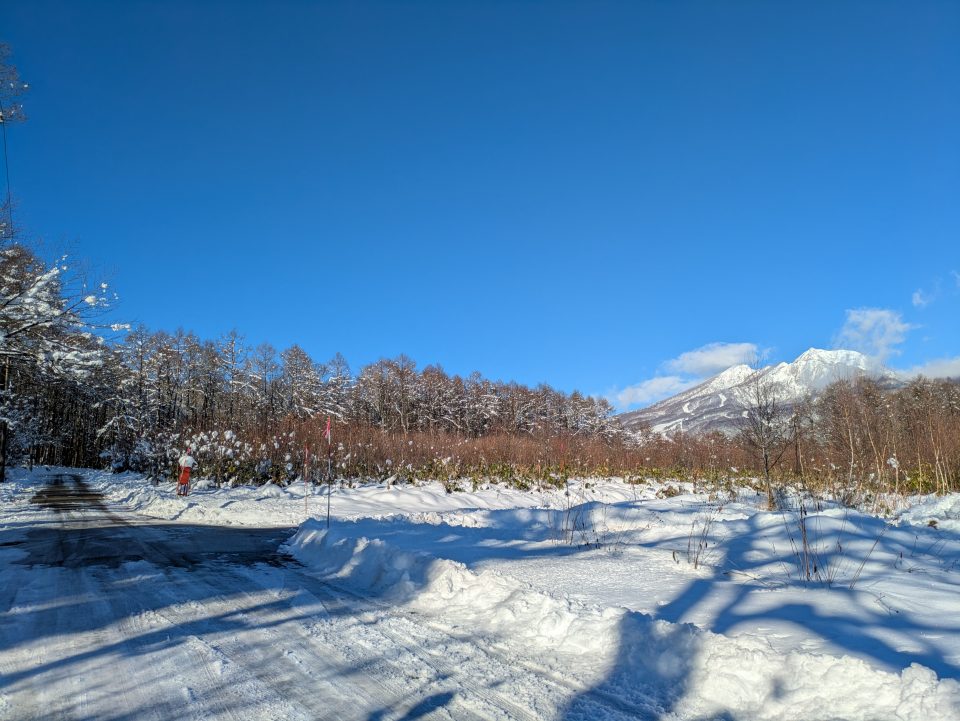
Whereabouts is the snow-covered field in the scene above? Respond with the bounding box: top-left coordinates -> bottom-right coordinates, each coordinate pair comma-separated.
2,467 -> 960,719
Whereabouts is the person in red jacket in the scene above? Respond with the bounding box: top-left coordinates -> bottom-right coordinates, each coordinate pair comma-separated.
177,448 -> 196,496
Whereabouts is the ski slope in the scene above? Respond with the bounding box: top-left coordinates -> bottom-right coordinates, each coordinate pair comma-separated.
2,469 -> 959,719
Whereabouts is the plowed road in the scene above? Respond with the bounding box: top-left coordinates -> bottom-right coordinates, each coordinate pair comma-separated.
0,474 -> 637,721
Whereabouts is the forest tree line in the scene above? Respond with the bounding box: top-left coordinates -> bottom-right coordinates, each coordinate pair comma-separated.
1,238 -> 959,500
0,241 -> 621,480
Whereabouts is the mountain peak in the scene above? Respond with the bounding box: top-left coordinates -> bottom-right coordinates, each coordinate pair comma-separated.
786,348 -> 882,381
620,347 -> 898,436
715,363 -> 755,382
795,348 -> 871,366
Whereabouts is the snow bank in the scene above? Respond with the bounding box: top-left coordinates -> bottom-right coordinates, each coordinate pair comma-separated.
679,637 -> 959,721
898,495 -> 960,533
285,521 -> 960,720
285,520 -> 629,672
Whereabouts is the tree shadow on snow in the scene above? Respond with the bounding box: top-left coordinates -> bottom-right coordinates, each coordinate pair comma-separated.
651,513 -> 960,679
556,508 -> 960,720
5,478 -> 960,721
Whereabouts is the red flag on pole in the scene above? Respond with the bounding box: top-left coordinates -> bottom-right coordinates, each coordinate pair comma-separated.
323,417 -> 333,528
303,442 -> 309,517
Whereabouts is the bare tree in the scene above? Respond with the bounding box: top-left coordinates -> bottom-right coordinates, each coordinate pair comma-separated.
1,43 -> 29,242
738,376 -> 794,509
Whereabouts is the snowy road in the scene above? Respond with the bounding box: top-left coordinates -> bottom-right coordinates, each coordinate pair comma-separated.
0,475 -> 641,721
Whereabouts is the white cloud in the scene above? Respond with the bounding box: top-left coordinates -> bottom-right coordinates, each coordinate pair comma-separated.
833,308 -> 913,361
902,356 -> 960,379
611,341 -> 759,410
613,376 -> 697,409
953,270 -> 960,288
912,289 -> 932,308
664,342 -> 759,376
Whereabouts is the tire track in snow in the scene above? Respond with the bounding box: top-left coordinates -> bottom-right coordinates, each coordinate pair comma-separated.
89,564 -> 232,721
296,579 -> 550,721
102,525 -> 324,720
119,519 -> 496,720
0,567 -> 143,720
139,563 -> 455,721
282,566 -> 658,720
228,562 -> 516,721
230,562 -> 610,721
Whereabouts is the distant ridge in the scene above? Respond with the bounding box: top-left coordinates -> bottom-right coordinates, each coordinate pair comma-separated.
618,348 -> 900,436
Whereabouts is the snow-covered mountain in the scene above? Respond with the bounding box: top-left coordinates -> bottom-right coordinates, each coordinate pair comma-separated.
618,348 -> 899,436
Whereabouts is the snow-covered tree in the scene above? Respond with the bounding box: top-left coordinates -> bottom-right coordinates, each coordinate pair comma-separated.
279,345 -> 320,419
0,245 -> 113,478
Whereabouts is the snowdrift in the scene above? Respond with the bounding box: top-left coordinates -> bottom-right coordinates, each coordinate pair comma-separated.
898,494 -> 960,534
285,520 -> 960,721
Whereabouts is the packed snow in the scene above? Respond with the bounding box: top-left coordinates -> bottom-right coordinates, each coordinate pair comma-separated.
2,467 -> 960,719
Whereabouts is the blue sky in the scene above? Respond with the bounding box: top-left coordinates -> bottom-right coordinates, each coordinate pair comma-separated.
2,1 -> 958,409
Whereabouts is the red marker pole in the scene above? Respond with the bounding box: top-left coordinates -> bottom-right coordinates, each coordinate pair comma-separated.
304,443 -> 310,518
324,417 -> 332,529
